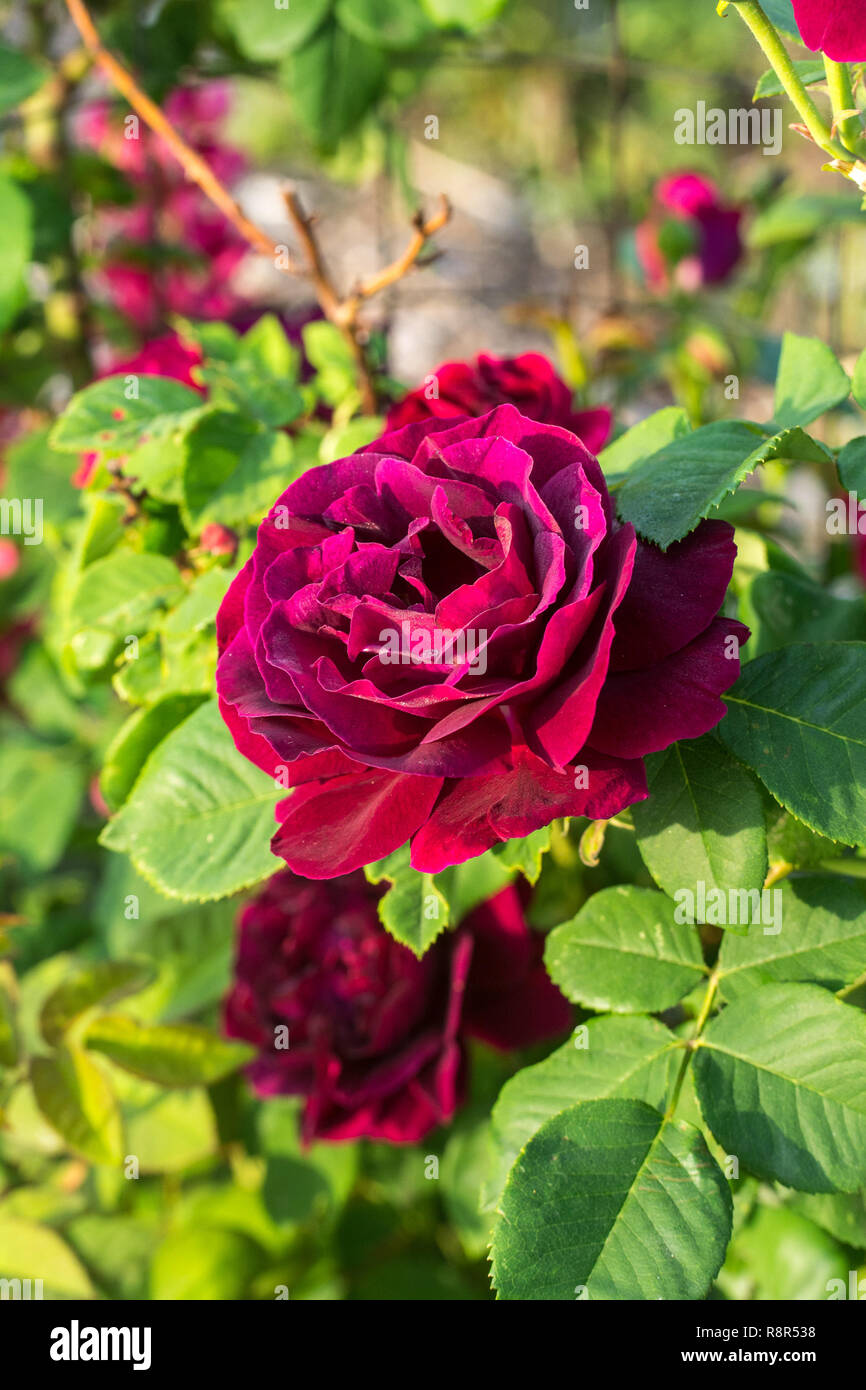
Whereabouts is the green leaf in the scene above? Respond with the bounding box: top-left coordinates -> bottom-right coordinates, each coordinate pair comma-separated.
694,983 -> 866,1192
100,693 -> 209,811
747,193 -> 864,247
598,407 -> 691,477
67,551 -> 184,641
0,738 -> 85,874
336,0 -> 435,49
100,699 -> 281,902
0,44 -> 46,113
852,349 -> 866,412
0,175 -> 32,331
221,0 -> 331,59
742,570 -> 866,658
258,1097 -> 359,1222
615,421 -> 829,548
0,1216 -> 95,1299
544,885 -> 707,1013
420,0 -> 507,29
281,20 -> 385,150
303,320 -> 358,405
4,425 -> 79,526
40,961 -> 155,1047
364,845 -> 451,956
773,332 -> 851,430
791,1189 -> 866,1248
717,874 -> 866,1000
31,1047 -> 123,1166
112,632 -> 162,705
198,318 -> 303,428
150,1226 -> 262,1300
126,1089 -> 218,1173
64,1214 -> 157,1301
442,852 -> 513,921
96,858 -> 236,1022
719,642 -> 866,843
0,982 -> 19,1067
49,375 -> 202,453
760,0 -> 801,40
84,1015 -> 254,1087
490,1099 -> 732,1300
492,827 -> 551,885
767,809 -> 839,871
121,421 -> 196,505
754,59 -> 824,99
320,415 -> 386,461
837,435 -> 866,493
632,737 -> 768,901
440,1115 -> 495,1259
486,1016 -> 678,1207
718,1205 -> 849,1302
162,567 -> 233,637
181,411 -> 294,532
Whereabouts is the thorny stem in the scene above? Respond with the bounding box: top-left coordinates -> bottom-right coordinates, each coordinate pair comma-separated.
665,968 -> 720,1120
283,189 -> 451,413
731,2 -> 861,167
822,56 -> 864,153
63,0 -> 452,413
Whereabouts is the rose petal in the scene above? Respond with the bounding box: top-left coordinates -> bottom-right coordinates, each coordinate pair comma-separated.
589,617 -> 749,758
272,768 -> 444,877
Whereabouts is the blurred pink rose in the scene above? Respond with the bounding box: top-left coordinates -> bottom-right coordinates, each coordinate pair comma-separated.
636,173 -> 743,292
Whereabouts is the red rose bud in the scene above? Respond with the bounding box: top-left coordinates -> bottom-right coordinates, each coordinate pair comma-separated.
387,352 -> 612,455
223,869 -> 571,1144
200,523 -> 238,558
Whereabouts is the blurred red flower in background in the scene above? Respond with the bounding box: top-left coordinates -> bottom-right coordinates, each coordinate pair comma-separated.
636,173 -> 743,292
75,82 -> 249,334
224,869 -> 571,1144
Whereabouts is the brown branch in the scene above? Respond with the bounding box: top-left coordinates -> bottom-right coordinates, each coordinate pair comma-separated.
64,0 -> 293,267
350,195 -> 452,306
63,0 -> 452,413
282,188 -> 378,413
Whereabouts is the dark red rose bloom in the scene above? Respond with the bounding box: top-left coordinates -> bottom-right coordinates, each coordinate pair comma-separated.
636,173 -> 743,292
216,404 -> 747,878
223,869 -> 571,1144
387,353 -> 612,455
792,0 -> 866,60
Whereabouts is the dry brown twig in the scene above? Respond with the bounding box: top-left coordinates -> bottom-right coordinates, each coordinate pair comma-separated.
63,0 -> 452,414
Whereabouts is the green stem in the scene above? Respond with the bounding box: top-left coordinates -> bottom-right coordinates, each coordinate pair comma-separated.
665,969 -> 720,1120
732,2 -> 857,162
823,55 -> 863,151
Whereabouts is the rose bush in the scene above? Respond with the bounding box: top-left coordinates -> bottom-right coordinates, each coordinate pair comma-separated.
636,173 -> 743,292
223,869 -> 570,1143
76,83 -> 249,332
791,0 -> 866,60
216,404 -> 747,877
386,352 -> 612,455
